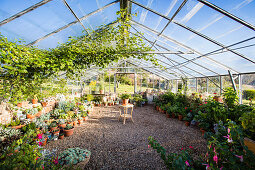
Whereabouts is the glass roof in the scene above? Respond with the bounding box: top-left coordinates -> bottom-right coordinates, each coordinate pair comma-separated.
0,0 -> 255,80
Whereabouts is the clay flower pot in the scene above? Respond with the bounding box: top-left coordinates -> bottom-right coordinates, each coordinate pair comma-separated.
200,128 -> 206,136
27,114 -> 35,119
41,138 -> 47,146
166,114 -> 170,118
58,124 -> 66,128
185,121 -> 190,126
123,99 -> 129,105
156,106 -> 159,111
52,130 -> 60,135
178,115 -> 183,121
17,103 -> 23,107
59,135 -> 64,140
41,102 -> 48,107
50,126 -> 58,131
73,121 -> 77,127
172,113 -> 175,118
78,119 -> 82,125
32,99 -> 38,104
64,128 -> 74,137
12,124 -> 25,129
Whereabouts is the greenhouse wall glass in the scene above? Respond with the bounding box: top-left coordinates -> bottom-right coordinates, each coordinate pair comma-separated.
0,0 -> 255,169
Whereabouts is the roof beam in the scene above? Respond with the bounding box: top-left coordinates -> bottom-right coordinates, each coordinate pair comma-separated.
173,21 -> 255,64
198,0 -> 255,31
131,20 -> 239,73
27,1 -> 119,46
0,0 -> 53,26
62,0 -> 90,35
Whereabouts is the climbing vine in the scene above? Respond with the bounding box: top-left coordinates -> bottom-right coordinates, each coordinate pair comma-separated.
0,9 -> 157,103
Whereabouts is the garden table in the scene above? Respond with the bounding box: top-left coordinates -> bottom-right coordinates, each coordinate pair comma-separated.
118,104 -> 134,124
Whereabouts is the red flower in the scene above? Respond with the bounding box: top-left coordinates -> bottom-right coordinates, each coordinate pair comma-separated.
181,147 -> 185,150
213,93 -> 217,94
39,142 -> 42,146
199,104 -> 202,106
190,110 -> 192,112
35,157 -> 40,160
185,107 -> 187,109
189,146 -> 194,149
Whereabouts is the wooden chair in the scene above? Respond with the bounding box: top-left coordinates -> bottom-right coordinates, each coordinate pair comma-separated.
118,104 -> 134,124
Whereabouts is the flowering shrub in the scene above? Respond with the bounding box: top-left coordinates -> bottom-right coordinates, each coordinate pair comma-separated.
205,121 -> 255,169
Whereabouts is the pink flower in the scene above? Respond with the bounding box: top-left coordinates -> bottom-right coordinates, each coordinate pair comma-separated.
42,166 -> 44,170
37,134 -> 43,139
203,164 -> 210,169
189,146 -> 194,149
235,155 -> 243,162
228,128 -> 230,134
223,135 -> 233,143
213,155 -> 218,164
148,145 -> 150,148
220,166 -> 223,170
181,147 -> 184,150
39,142 -> 42,146
54,157 -> 59,164
205,102 -> 207,104
185,160 -> 190,166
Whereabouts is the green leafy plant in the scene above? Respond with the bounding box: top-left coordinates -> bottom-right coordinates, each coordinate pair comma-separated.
120,93 -> 131,100
223,87 -> 238,108
64,124 -> 74,130
58,148 -> 91,166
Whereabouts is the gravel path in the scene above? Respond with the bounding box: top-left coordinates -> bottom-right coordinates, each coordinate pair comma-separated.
46,105 -> 207,169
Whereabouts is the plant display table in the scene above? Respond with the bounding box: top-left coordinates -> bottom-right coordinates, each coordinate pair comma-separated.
118,104 -> 134,124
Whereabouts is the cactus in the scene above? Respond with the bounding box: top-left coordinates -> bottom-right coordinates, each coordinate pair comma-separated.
58,148 -> 91,166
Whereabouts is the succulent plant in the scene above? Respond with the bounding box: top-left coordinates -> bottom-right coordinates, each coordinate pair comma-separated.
58,148 -> 91,166
0,127 -> 21,140
64,124 -> 73,130
57,119 -> 66,125
25,108 -> 38,115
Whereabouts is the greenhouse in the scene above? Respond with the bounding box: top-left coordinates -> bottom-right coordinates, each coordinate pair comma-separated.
0,0 -> 255,169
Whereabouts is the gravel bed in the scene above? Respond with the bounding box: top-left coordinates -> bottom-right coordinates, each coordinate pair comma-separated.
46,105 -> 207,169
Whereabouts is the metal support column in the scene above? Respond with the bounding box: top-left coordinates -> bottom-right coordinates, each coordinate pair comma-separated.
140,74 -> 142,92
134,73 -> 137,93
153,74 -> 155,90
158,79 -> 161,91
166,80 -> 169,90
206,77 -> 209,93
220,76 -> 223,95
114,73 -> 116,93
195,78 -> 198,92
176,80 -> 178,93
239,74 -> 243,104
228,70 -> 237,91
109,72 -> 111,94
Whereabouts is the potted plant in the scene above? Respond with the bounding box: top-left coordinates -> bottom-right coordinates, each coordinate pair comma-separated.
49,121 -> 58,131
78,116 -> 82,125
59,132 -> 64,139
120,93 -> 131,105
66,119 -> 73,126
89,80 -> 97,94
58,119 -> 66,128
32,95 -> 38,104
64,124 -> 74,137
52,128 -> 60,135
99,82 -> 104,94
25,108 -> 38,119
183,112 -> 193,126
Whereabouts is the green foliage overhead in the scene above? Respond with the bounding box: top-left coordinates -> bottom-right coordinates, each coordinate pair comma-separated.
0,9 -> 157,103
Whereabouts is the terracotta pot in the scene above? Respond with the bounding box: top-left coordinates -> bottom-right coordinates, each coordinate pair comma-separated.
78,120 -> 82,125
59,135 -> 64,140
41,138 -> 47,146
172,113 -> 175,118
41,102 -> 48,107
32,99 -> 38,104
64,128 -> 74,137
50,126 -> 58,131
200,128 -> 206,136
178,115 -> 183,121
27,114 -> 35,119
17,103 -> 23,107
104,103 -> 107,106
52,130 -> 60,135
12,124 -> 25,129
73,121 -> 77,126
123,99 -> 129,105
108,103 -> 112,106
156,106 -> 159,111
166,114 -> 170,118
67,122 -> 74,126
100,90 -> 104,94
213,96 -> 223,103
185,121 -> 190,126
36,111 -> 42,117
58,124 -> 66,128
82,117 -> 86,121
244,138 -> 255,154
